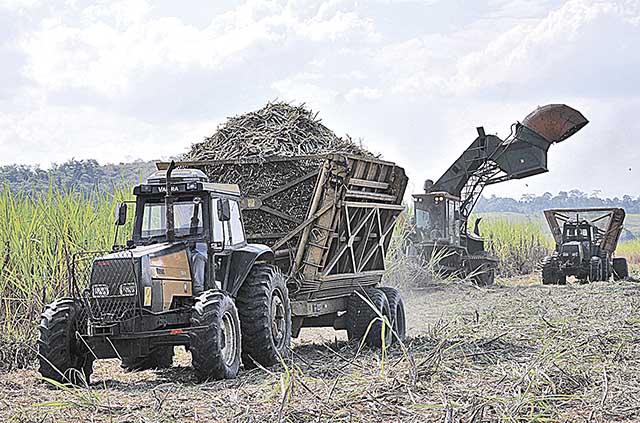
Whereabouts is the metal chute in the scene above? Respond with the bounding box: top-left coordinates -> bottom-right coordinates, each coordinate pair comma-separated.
522,104 -> 589,143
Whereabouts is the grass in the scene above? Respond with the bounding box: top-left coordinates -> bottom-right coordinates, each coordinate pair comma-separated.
2,281 -> 640,422
476,215 -> 554,276
0,186 -> 131,342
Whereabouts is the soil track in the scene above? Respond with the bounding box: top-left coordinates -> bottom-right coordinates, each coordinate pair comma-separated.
1,279 -> 640,422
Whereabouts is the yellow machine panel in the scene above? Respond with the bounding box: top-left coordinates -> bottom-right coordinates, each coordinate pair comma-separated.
160,280 -> 192,310
150,250 -> 191,280
150,250 -> 192,310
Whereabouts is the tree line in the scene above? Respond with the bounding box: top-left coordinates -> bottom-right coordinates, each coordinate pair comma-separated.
0,159 -> 157,196
1,160 -> 638,214
476,190 -> 640,214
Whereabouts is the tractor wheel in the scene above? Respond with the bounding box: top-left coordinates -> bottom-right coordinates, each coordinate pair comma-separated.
541,256 -> 559,285
37,298 -> 94,385
613,258 -> 629,281
598,251 -> 611,281
236,264 -> 291,368
121,347 -> 174,371
378,287 -> 407,344
589,257 -> 602,282
190,291 -> 241,381
346,288 -> 393,348
474,268 -> 495,286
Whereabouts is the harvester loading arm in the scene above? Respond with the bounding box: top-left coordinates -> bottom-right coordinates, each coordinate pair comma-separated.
427,104 -> 588,232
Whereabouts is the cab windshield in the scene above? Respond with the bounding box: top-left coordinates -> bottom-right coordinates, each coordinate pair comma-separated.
140,197 -> 204,240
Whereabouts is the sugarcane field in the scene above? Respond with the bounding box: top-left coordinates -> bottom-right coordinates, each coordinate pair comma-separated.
1,2 -> 640,423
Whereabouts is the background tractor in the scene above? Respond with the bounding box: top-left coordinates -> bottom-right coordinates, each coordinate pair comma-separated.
541,208 -> 628,284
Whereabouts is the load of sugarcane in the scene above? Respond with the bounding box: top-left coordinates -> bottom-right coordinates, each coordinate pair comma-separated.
184,102 -> 376,245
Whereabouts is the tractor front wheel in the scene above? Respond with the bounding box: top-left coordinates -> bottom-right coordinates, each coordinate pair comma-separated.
190,291 -> 242,381
37,298 -> 94,385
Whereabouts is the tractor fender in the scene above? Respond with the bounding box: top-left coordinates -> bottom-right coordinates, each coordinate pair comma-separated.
227,244 -> 275,297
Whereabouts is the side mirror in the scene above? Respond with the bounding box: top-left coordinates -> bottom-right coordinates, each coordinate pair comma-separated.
218,199 -> 231,222
115,202 -> 127,226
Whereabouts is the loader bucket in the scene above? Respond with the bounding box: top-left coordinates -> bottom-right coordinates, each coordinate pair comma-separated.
522,104 -> 588,143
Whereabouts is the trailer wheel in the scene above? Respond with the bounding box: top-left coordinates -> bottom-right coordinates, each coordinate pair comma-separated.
236,264 -> 291,368
589,257 -> 602,282
346,288 -> 393,348
121,347 -> 174,371
613,258 -> 629,281
190,291 -> 241,381
37,298 -> 94,385
378,287 -> 406,344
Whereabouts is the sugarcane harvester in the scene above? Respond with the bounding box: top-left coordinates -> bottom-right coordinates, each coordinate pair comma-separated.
410,104 -> 589,284
542,208 -> 628,284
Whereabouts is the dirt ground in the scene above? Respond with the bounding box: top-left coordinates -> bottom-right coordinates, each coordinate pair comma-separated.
1,278 -> 639,422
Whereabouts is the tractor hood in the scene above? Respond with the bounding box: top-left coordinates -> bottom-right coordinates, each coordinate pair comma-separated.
522,104 -> 588,143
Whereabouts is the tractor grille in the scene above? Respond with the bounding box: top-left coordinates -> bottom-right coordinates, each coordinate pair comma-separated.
72,251 -> 140,323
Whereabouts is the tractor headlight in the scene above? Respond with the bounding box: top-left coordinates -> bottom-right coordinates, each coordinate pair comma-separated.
562,252 -> 569,257
572,252 -> 579,257
92,284 -> 109,297
119,283 -> 137,296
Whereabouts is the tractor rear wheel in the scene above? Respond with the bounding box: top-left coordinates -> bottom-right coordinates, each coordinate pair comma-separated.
37,298 -> 94,385
121,347 -> 174,371
236,264 -> 291,368
613,258 -> 629,281
346,288 -> 393,348
598,251 -> 611,281
378,287 -> 406,344
190,291 -> 241,381
542,256 -> 559,285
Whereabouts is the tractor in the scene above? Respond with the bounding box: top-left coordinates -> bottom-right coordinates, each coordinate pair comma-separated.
38,164 -> 291,383
541,208 -> 629,284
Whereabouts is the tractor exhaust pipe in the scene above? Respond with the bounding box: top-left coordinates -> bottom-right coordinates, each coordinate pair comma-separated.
165,160 -> 176,242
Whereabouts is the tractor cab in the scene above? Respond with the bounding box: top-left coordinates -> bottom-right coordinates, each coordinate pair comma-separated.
558,220 -> 594,270
128,168 -> 256,297
412,191 -> 461,247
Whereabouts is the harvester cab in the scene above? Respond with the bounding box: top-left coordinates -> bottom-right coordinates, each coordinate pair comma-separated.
410,104 -> 588,285
542,208 -> 628,284
37,163 -> 290,384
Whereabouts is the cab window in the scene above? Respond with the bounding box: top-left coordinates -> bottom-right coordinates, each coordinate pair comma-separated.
210,198 -> 224,243
229,200 -> 245,245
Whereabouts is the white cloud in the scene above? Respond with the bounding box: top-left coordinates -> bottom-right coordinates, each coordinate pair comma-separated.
2,0 -> 640,198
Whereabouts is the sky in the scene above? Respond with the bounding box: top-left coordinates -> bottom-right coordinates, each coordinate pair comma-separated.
0,0 -> 639,199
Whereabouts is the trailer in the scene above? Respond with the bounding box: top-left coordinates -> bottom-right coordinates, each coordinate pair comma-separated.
157,154 -> 408,338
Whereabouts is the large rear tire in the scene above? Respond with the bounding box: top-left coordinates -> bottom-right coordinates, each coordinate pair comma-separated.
589,256 -> 602,282
346,288 -> 393,348
378,287 -> 406,344
236,264 -> 291,368
190,291 -> 241,381
542,255 -> 558,285
121,347 -> 174,371
37,298 -> 93,385
613,258 -> 629,281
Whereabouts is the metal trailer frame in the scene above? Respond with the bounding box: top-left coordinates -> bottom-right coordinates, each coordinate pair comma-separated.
157,154 -> 408,334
